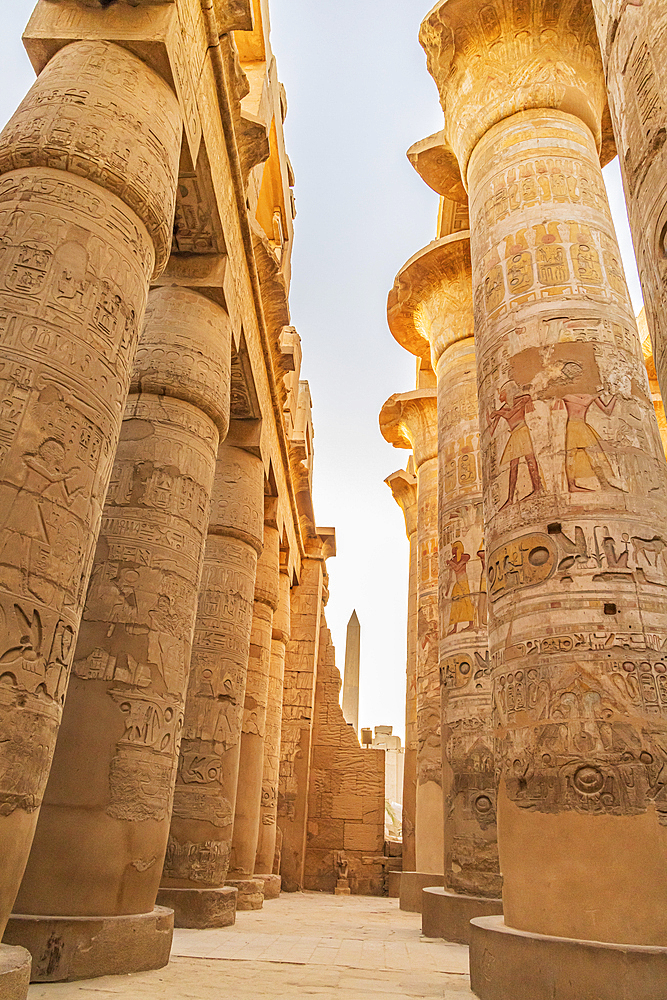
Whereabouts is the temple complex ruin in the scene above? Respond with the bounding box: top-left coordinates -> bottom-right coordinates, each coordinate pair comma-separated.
0,1 -> 667,999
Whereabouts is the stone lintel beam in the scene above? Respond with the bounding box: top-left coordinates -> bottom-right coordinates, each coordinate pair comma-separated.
387,234 -> 473,369
419,0 -> 614,186
379,390 -> 438,469
407,130 -> 467,204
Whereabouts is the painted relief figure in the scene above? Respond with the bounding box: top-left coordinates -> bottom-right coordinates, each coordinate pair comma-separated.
477,545 -> 487,627
446,541 -> 475,634
558,393 -> 622,492
487,381 -> 543,508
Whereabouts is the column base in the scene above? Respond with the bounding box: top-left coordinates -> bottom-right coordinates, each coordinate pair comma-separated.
422,888 -> 503,944
2,907 -> 172,983
225,879 -> 264,910
470,915 -> 667,1000
399,872 -> 444,913
0,944 -> 31,999
156,887 -> 237,929
255,874 -> 281,899
387,871 -> 401,898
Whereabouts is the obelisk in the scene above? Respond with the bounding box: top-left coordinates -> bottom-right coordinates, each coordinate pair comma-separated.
341,610 -> 360,733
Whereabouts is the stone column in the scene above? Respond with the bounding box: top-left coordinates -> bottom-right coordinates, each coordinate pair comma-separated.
591,0 -> 667,407
255,567 -> 291,896
388,233 -> 502,941
0,38 -> 180,961
4,287 -> 230,980
385,466 -> 418,874
157,437 -> 264,928
227,522 -> 280,904
421,2 -> 667,993
278,534 -> 334,893
380,387 -> 443,879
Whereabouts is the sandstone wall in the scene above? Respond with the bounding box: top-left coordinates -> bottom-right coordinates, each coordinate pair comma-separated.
304,622 -> 385,896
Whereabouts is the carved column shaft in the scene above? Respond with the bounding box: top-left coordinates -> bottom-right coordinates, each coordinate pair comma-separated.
380,390 -> 442,875
0,39 -> 180,935
385,468 -> 418,872
421,0 -> 667,946
436,334 -> 499,898
468,107 -> 667,945
278,554 -> 325,892
255,568 -> 290,877
11,287 -> 230,924
229,524 -> 280,879
160,440 -> 263,904
592,0 -> 667,408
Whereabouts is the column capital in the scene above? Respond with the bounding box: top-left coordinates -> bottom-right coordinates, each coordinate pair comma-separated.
407,130 -> 467,203
419,0 -> 614,185
387,233 -> 473,368
379,389 -> 437,467
385,468 -> 418,538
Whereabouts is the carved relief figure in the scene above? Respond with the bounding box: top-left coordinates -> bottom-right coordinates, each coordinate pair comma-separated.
557,393 -> 623,492
446,541 -> 476,634
487,381 -> 542,507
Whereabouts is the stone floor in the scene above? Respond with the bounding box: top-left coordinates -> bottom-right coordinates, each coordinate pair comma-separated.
27,892 -> 477,999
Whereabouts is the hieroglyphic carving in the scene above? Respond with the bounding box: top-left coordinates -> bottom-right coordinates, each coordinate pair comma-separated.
164,444 -> 263,889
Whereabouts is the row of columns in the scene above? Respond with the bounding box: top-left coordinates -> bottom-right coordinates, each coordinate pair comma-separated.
0,31 -> 303,989
385,1 -> 667,995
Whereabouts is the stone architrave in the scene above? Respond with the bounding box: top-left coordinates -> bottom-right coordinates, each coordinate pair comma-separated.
228,522 -> 280,885
420,1 -> 667,993
255,568 -> 291,883
3,288 -> 230,980
380,388 -> 443,877
0,39 -> 181,947
385,466 -> 418,873
388,233 -> 501,929
591,0 -> 667,408
157,437 -> 264,927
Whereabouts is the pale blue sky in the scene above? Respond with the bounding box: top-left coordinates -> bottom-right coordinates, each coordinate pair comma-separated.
0,2 -> 642,741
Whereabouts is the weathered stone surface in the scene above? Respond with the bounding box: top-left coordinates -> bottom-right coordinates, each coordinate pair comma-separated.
155,887 -> 236,930
380,388 -> 443,877
225,879 -> 264,911
161,442 -> 263,909
422,0 -> 667,952
422,887 -> 502,945
230,524 -> 280,879
303,623 -> 385,896
399,872 -> 444,914
3,908 -> 173,983
0,945 -> 30,1000
255,569 -> 290,876
255,874 -> 281,900
469,915 -> 667,1000
385,468 -> 418,873
278,544 -> 328,892
12,289 -> 230,925
0,38 -> 180,938
388,232 -> 500,901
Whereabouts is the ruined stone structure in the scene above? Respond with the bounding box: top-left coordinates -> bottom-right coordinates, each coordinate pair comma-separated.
304,622 -> 385,896
0,0 -> 384,991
